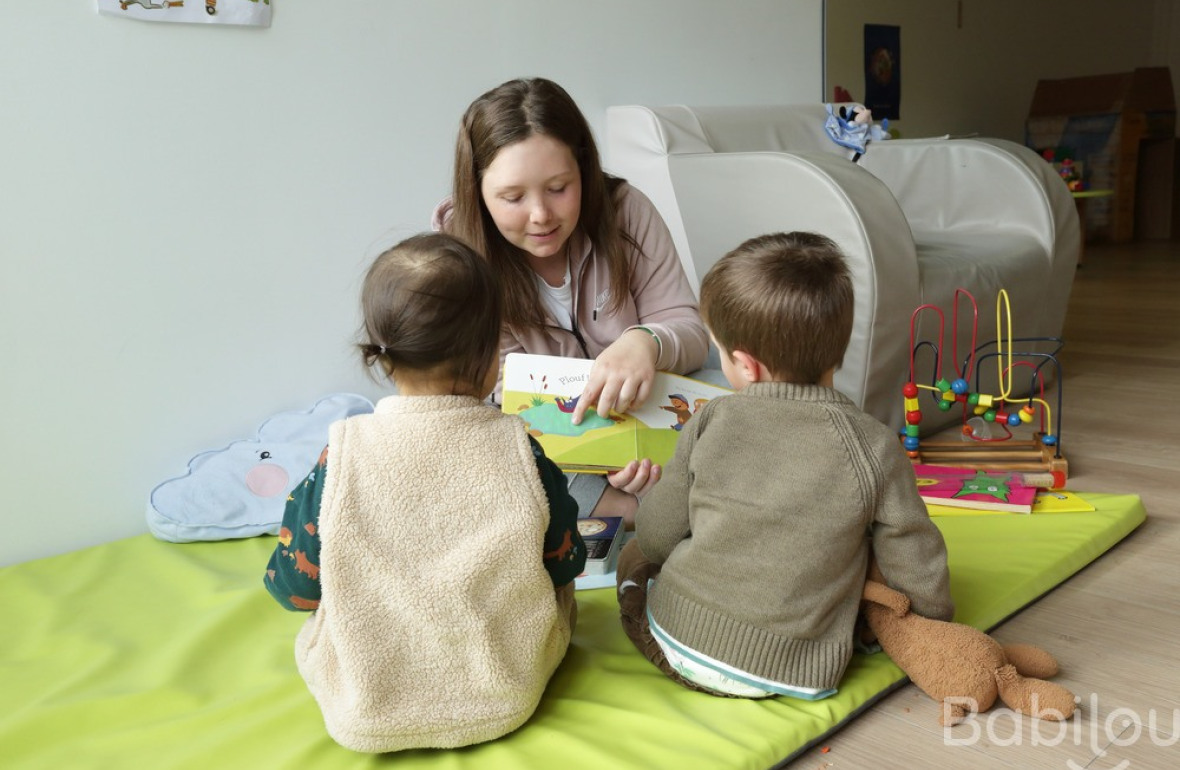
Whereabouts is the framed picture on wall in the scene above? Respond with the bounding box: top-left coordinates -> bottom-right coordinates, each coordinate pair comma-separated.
96,0 -> 271,26
864,24 -> 900,120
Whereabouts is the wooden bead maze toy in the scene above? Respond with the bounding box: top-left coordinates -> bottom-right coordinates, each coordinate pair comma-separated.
902,289 -> 1068,479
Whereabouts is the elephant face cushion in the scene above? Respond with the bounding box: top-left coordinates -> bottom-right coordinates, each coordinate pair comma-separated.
147,393 -> 374,542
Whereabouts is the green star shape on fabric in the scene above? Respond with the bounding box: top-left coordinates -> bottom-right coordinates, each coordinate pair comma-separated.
953,470 -> 1011,502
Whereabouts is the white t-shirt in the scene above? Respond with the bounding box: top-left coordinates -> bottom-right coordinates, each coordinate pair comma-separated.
535,264 -> 574,331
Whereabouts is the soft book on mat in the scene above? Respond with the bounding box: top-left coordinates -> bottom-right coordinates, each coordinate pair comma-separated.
913,464 -> 1040,514
927,489 -> 1095,517
501,353 -> 730,473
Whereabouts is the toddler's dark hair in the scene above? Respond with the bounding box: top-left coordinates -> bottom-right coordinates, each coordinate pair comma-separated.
699,231 -> 853,384
359,232 -> 501,393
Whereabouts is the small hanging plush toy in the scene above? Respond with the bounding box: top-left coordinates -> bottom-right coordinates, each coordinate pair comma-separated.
824,103 -> 890,162
861,558 -> 1077,727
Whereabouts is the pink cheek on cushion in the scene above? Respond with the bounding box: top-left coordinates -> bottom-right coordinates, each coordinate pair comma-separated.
246,463 -> 290,497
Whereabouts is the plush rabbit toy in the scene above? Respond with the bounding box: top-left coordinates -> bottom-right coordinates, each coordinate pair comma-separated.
862,558 -> 1078,727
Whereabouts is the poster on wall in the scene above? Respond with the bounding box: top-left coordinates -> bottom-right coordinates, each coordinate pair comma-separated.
863,24 -> 900,121
96,0 -> 271,27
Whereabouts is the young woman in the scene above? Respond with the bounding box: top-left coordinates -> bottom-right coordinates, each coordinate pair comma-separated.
434,77 -> 708,522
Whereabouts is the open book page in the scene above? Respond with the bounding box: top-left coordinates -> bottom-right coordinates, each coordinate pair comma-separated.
502,353 -> 731,472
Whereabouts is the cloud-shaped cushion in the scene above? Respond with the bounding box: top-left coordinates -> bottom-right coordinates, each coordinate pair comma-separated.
147,393 -> 374,542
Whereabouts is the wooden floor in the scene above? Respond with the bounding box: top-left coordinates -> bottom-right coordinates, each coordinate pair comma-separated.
788,241 -> 1180,770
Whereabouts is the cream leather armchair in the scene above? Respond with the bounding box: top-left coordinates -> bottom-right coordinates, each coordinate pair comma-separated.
606,104 -> 1079,433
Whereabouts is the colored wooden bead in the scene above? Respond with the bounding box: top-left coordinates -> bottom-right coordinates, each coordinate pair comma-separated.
973,405 -> 988,416
935,378 -> 951,393
902,382 -> 919,398
1007,413 -> 1022,426
938,400 -> 953,412
967,393 -> 980,406
976,394 -> 994,408
904,397 -> 920,412
903,436 -> 921,450
984,409 -> 997,422
941,389 -> 957,402
1019,405 -> 1035,424
907,450 -> 920,458
951,378 -> 969,395
1042,434 -> 1058,446
905,425 -> 920,438
961,425 -> 974,436
906,410 -> 922,424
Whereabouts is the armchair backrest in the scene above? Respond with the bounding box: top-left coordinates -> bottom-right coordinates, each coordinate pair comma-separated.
672,104 -> 848,156
606,104 -> 858,288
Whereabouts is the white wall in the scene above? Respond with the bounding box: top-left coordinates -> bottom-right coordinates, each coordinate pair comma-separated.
825,0 -> 1177,142
0,1 -> 824,566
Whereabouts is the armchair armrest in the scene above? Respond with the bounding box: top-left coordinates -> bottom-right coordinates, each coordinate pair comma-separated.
668,150 -> 920,426
859,138 -> 1052,245
858,137 -> 1079,338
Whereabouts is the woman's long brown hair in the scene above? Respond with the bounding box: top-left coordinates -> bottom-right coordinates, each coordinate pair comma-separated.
447,77 -> 637,334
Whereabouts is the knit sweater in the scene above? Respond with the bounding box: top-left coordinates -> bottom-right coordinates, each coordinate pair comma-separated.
293,395 -> 578,752
637,383 -> 953,691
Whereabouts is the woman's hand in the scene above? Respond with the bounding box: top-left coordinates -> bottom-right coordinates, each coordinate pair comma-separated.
571,329 -> 658,425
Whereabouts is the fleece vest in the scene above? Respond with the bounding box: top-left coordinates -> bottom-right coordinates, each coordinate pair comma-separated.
295,395 -> 570,752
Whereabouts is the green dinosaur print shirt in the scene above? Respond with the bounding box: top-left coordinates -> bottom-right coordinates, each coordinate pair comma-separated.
264,436 -> 584,611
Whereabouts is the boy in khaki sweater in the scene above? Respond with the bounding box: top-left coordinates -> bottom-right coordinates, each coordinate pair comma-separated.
617,231 -> 953,699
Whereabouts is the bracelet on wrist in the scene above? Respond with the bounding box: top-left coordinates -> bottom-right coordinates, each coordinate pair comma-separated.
632,325 -> 662,361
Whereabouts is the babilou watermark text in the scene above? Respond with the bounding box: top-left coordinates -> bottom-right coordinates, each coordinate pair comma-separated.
943,694 -> 1177,767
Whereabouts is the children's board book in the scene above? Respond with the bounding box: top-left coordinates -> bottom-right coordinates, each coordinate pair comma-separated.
574,529 -> 636,591
577,516 -> 625,576
913,464 -> 1039,514
1031,489 -> 1096,514
501,353 -> 731,473
926,489 -> 1096,517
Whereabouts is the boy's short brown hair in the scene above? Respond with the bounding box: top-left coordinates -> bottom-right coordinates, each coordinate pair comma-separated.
699,231 -> 854,384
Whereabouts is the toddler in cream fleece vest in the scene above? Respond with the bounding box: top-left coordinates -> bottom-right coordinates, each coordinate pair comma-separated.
265,233 -> 585,752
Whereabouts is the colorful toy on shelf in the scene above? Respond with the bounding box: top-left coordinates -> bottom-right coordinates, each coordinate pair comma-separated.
1058,158 -> 1085,192
1040,147 -> 1087,192
902,289 -> 1067,478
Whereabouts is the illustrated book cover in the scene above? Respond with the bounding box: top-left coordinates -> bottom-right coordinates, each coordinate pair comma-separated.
501,353 -> 731,473
574,528 -> 636,591
913,464 -> 1039,514
576,516 -> 625,576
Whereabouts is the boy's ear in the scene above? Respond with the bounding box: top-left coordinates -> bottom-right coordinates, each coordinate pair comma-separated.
730,349 -> 772,384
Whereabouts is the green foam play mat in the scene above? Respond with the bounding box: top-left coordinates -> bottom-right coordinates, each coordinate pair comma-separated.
1,493 -> 1144,769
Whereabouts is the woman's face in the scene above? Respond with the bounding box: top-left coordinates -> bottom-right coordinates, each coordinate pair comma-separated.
480,133 -> 582,268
